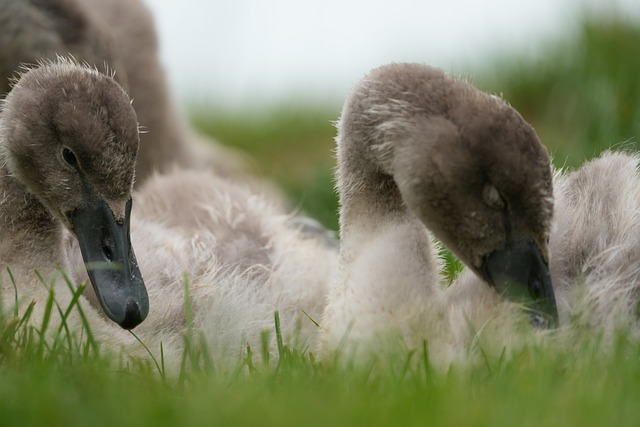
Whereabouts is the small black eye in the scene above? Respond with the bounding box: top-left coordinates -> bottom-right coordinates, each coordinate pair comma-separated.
62,147 -> 78,167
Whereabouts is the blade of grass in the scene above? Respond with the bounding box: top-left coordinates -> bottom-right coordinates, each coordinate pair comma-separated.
6,267 -> 19,317
60,272 -> 98,355
260,329 -> 271,369
274,311 -> 285,365
422,339 -> 433,386
36,287 -> 56,359
130,330 -> 166,383
298,308 -> 320,328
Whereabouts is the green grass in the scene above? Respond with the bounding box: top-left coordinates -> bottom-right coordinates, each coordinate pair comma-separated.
191,105 -> 340,231
3,284 -> 640,427
3,11 -> 640,427
3,275 -> 640,427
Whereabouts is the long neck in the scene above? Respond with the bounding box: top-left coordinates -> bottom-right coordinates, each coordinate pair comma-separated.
323,133 -> 441,350
336,129 -> 441,292
0,163 -> 63,274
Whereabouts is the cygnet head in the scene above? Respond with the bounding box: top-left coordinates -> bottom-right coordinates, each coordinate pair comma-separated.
0,60 -> 148,329
338,63 -> 557,324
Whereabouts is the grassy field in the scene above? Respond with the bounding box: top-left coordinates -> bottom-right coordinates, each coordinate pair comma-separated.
2,12 -> 640,427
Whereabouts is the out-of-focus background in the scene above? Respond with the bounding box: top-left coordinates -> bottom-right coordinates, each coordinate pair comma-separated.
145,0 -> 640,231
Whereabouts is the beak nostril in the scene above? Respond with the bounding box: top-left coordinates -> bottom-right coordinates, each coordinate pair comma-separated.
101,237 -> 115,262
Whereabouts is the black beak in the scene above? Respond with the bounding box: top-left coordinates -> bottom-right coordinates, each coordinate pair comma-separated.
70,195 -> 148,329
482,240 -> 558,328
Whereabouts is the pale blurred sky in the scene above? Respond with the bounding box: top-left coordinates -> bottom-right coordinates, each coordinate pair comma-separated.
143,0 -> 638,109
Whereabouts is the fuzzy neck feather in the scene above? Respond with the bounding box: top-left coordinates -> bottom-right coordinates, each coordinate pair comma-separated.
0,160 -> 63,273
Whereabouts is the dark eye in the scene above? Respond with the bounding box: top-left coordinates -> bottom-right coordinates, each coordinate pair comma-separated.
62,147 -> 78,167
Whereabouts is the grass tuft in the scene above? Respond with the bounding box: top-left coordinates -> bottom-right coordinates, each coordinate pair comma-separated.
1,280 -> 640,426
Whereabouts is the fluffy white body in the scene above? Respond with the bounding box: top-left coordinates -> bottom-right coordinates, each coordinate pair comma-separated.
0,61 -> 334,373
320,63 -> 553,365
76,170 -> 336,367
320,63 -> 640,366
551,152 -> 640,339
3,60 -> 640,375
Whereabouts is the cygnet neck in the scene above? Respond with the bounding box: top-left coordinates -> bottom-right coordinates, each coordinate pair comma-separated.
0,158 -> 62,270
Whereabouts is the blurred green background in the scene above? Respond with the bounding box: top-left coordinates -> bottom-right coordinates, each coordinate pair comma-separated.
190,13 -> 640,234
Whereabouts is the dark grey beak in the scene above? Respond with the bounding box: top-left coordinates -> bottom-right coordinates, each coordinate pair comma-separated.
70,195 -> 148,329
482,240 -> 558,328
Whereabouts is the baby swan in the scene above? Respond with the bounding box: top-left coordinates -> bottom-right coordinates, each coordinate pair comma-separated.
0,60 -> 147,329
322,63 -> 557,353
0,0 -> 251,187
